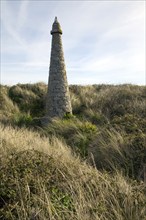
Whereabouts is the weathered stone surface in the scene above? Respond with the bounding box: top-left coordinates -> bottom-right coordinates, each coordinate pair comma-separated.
45,17 -> 72,121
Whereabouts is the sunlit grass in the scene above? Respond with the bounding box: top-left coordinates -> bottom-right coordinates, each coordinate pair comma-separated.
0,124 -> 146,220
0,83 -> 146,219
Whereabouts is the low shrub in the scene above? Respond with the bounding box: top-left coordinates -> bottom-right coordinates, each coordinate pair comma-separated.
12,113 -> 33,127
45,119 -> 98,157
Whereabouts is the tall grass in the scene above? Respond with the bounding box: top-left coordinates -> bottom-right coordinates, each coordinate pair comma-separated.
0,83 -> 146,219
8,83 -> 47,117
0,124 -> 146,220
0,83 -> 146,176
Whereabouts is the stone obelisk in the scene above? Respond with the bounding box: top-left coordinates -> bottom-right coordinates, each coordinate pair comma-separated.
45,17 -> 72,121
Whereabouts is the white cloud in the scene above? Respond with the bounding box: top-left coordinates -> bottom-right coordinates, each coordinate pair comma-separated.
1,0 -> 145,85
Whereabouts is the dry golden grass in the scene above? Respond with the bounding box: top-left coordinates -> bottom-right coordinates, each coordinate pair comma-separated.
0,83 -> 146,219
0,86 -> 19,116
1,124 -> 146,220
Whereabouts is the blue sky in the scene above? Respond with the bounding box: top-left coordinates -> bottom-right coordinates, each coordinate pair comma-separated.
1,0 -> 145,85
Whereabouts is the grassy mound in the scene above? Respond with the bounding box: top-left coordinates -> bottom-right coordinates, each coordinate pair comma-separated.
0,124 -> 146,220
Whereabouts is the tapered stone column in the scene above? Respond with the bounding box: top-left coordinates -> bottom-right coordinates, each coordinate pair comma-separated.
45,17 -> 72,121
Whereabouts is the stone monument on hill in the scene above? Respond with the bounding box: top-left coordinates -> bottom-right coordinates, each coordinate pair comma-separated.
45,17 -> 72,122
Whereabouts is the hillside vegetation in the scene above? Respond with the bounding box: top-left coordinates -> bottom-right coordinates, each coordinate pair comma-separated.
0,83 -> 146,219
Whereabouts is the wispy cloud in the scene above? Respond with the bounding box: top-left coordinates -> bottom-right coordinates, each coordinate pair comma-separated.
1,1 -> 145,85
17,1 -> 29,28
